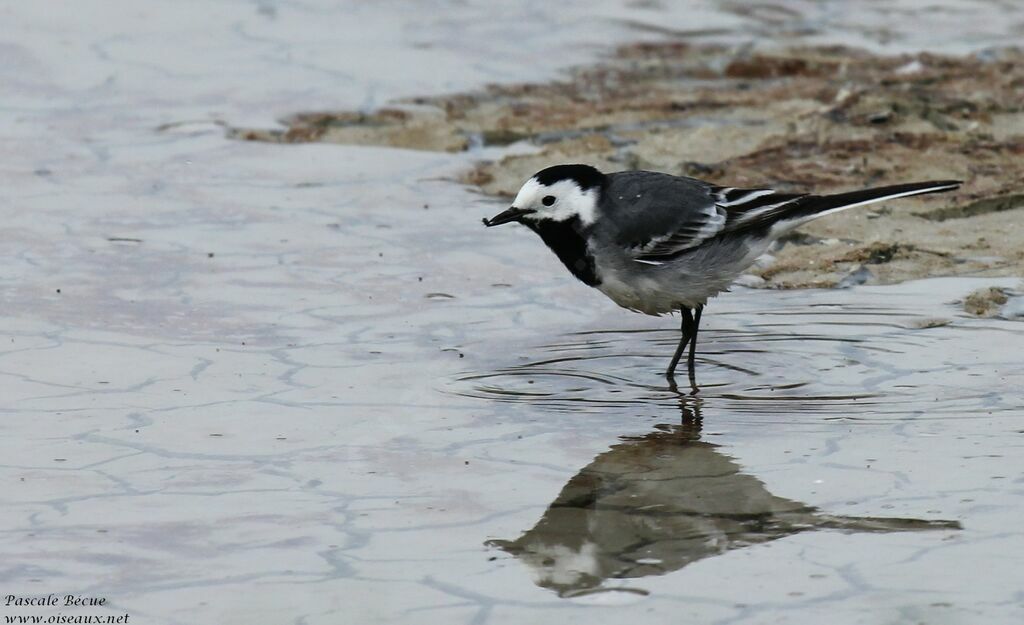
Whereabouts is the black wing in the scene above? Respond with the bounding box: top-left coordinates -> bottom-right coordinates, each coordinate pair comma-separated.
604,173 -> 805,264
603,172 -> 727,264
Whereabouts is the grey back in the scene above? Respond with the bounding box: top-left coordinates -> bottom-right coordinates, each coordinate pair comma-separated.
596,171 -> 718,251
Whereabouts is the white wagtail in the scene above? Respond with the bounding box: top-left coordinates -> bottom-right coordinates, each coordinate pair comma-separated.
483,164 -> 960,384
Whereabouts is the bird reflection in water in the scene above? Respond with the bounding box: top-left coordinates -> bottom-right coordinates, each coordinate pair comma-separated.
487,399 -> 960,598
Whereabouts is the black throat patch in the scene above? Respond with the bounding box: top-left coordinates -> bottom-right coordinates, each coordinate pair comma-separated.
525,218 -> 601,287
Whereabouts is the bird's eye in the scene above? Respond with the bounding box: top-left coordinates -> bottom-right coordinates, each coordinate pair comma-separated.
542,195 -> 556,206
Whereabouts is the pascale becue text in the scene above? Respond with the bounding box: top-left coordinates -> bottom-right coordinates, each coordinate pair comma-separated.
5,595 -> 106,607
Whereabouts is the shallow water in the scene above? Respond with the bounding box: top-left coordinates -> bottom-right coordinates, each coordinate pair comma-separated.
3,1 -> 1024,624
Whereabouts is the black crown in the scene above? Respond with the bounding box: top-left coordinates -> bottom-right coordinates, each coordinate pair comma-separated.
533,164 -> 606,191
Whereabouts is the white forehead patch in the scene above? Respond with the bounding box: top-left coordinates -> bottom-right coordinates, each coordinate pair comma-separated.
512,178 -> 545,209
513,177 -> 599,225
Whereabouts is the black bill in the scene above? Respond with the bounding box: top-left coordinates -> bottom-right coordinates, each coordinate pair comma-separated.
482,206 -> 536,227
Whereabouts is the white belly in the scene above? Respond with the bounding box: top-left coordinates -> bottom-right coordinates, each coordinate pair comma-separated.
593,239 -> 769,315
596,270 -> 727,315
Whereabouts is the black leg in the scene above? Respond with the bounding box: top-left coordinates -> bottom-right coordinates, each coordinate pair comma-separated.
665,307 -> 694,380
687,304 -> 704,373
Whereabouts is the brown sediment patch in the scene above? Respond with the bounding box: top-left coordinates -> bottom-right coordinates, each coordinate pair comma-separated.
226,108 -> 470,152
962,287 -> 1009,317
226,44 -> 1024,288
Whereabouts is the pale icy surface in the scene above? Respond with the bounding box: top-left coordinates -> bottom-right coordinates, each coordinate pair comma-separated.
2,1 -> 1024,624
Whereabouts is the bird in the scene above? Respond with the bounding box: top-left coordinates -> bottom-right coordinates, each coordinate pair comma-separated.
483,164 -> 960,387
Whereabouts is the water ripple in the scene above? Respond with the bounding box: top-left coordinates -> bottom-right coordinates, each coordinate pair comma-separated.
446,296 -> 1023,423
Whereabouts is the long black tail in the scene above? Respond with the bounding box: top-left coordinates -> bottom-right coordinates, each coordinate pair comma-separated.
794,180 -> 962,220
727,180 -> 961,234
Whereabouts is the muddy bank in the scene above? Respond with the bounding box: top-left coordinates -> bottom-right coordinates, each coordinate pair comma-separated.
229,44 -> 1024,289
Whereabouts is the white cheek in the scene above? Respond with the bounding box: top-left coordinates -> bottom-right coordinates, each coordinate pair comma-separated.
551,193 -> 597,224
547,204 -> 570,221
574,200 -> 597,225
516,178 -> 598,224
